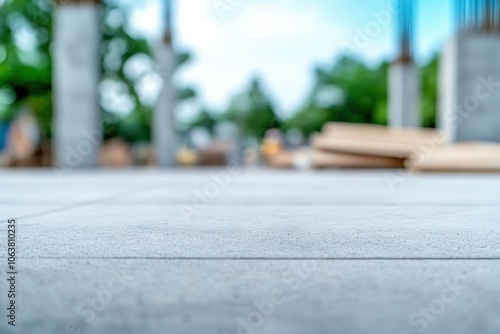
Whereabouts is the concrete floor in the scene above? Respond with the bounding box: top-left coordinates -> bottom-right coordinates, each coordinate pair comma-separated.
1,169 -> 500,333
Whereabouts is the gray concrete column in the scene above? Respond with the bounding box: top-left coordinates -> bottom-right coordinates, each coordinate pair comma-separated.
53,1 -> 101,168
388,62 -> 421,128
154,38 -> 177,167
438,36 -> 500,143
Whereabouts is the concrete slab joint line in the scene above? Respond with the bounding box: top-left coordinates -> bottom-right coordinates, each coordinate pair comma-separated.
2,171 -> 500,333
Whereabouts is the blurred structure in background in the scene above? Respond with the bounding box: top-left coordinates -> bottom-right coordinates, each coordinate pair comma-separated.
439,0 -> 500,142
5,0 -> 500,170
53,0 -> 101,167
154,0 -> 177,167
388,0 -> 421,128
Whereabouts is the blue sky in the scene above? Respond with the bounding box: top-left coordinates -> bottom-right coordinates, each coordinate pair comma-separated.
129,0 -> 453,118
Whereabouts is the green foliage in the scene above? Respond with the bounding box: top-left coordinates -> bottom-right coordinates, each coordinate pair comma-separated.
0,0 -> 195,143
420,54 -> 438,128
284,54 -> 439,135
99,10 -> 196,143
100,4 -> 153,142
286,56 -> 389,136
189,109 -> 219,134
0,0 -> 439,143
222,77 -> 282,139
0,0 -> 52,135
115,106 -> 151,142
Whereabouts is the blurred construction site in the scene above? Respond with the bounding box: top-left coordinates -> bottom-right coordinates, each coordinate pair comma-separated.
1,0 -> 499,172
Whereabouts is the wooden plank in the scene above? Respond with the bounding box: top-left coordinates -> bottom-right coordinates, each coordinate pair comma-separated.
322,122 -> 437,143
267,149 -> 404,169
407,142 -> 500,172
315,123 -> 441,159
312,133 -> 415,158
312,150 -> 404,168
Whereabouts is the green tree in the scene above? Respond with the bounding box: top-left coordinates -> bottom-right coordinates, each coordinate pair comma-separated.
94,3 -> 196,143
0,0 -> 196,143
420,54 -> 438,128
286,55 -> 389,136
223,77 -> 281,139
188,108 -> 219,135
0,0 -> 53,136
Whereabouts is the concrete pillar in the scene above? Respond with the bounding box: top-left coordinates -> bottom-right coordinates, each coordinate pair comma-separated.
438,36 -> 500,143
53,0 -> 101,168
388,62 -> 421,128
154,35 -> 177,167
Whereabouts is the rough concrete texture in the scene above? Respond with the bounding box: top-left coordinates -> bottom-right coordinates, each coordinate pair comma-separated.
1,169 -> 500,333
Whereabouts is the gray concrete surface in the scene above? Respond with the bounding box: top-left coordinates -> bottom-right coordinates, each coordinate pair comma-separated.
1,169 -> 500,334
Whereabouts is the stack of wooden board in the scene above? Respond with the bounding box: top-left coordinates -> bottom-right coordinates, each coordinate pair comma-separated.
313,122 -> 440,159
268,122 -> 500,172
407,142 -> 500,172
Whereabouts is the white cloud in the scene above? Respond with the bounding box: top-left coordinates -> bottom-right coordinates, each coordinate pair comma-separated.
175,0 -> 343,116
127,0 -> 452,119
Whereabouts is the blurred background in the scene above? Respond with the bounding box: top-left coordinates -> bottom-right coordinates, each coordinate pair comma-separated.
0,0 -> 497,170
